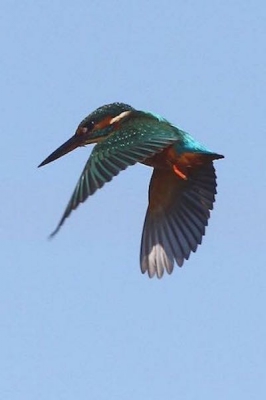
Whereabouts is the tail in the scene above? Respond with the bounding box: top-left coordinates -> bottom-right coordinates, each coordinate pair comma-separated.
140,159 -> 220,278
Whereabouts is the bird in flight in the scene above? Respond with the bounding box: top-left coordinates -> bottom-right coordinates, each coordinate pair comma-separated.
39,102 -> 223,278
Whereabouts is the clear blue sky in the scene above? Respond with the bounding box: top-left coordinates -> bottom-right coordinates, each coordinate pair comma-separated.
1,1 -> 265,399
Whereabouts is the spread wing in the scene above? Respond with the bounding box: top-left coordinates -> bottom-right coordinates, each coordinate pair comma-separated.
50,117 -> 179,237
140,162 -> 217,278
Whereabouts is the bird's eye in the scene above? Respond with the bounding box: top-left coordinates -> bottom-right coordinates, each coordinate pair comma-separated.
87,120 -> 95,130
76,120 -> 95,136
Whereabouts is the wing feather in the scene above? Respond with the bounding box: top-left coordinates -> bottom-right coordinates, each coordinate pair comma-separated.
140,162 -> 218,278
50,116 -> 179,236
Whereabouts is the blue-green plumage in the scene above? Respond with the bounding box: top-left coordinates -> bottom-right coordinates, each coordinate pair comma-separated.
39,102 -> 224,278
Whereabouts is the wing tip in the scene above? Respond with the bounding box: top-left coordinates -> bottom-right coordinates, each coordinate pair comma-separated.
140,244 -> 176,279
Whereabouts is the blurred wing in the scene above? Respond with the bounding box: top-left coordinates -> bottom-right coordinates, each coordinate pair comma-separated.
50,117 -> 179,236
140,162 -> 217,278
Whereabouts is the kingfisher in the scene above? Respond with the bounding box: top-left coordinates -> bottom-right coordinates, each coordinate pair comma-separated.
39,102 -> 223,278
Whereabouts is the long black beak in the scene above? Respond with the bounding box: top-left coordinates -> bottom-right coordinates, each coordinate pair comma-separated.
38,135 -> 81,168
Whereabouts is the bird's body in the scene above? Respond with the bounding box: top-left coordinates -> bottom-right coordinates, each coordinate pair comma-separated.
39,102 -> 223,278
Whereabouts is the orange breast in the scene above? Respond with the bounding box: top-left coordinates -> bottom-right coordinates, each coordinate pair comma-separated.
143,145 -> 216,180
148,169 -> 186,213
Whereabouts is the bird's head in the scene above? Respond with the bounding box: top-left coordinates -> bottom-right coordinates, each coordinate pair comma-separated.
38,102 -> 134,167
